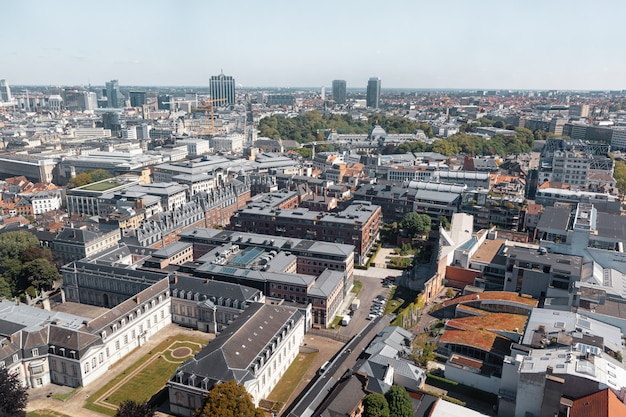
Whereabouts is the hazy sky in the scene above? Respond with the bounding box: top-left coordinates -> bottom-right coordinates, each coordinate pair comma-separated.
2,0 -> 625,89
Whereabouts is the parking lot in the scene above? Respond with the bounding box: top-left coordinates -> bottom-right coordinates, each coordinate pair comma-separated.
334,266 -> 402,338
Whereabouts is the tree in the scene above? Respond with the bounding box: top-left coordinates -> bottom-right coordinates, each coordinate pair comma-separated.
194,380 -> 263,417
68,172 -> 93,189
19,246 -> 54,264
362,393 -> 390,417
0,367 -> 28,417
0,277 -> 11,298
90,169 -> 113,182
291,147 -> 312,159
0,231 -> 40,261
401,213 -> 432,238
114,400 -> 155,417
385,386 -> 412,417
21,258 -> 61,292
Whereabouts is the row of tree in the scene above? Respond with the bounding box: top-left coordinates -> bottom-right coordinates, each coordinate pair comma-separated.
0,231 -> 61,298
391,128 -> 535,156
68,168 -> 114,189
258,111 -> 434,143
613,158 -> 626,195
362,386 -> 413,417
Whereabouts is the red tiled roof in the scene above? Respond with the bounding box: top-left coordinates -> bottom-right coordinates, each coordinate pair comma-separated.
526,203 -> 543,215
570,389 -> 626,417
441,313 -> 528,352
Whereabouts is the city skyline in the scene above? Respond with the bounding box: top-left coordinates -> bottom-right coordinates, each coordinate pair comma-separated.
2,0 -> 626,90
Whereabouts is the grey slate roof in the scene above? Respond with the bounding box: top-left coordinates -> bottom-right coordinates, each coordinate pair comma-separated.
171,275 -> 261,302
173,303 -> 302,388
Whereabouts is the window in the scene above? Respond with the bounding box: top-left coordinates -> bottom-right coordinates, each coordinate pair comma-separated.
92,358 -> 96,368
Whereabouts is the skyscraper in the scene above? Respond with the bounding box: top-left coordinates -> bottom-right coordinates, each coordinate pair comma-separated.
209,71 -> 235,106
0,79 -> 12,103
129,91 -> 147,108
105,80 -> 124,108
366,77 -> 381,109
158,94 -> 172,110
332,80 -> 347,105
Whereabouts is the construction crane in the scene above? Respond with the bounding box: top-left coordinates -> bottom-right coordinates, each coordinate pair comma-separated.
193,97 -> 228,135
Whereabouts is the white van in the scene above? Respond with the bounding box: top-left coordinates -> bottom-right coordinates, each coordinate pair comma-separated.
318,361 -> 330,374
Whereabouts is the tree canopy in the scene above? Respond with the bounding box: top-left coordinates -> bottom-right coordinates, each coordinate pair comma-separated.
0,367 -> 28,417
0,231 -> 60,297
114,400 -> 155,417
385,386 -> 412,417
613,158 -> 626,195
401,213 -> 432,237
0,231 -> 39,260
194,380 -> 263,417
362,393 -> 390,417
258,111 -> 433,144
68,169 -> 113,188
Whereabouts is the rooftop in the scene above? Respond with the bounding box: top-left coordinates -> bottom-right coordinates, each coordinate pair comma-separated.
470,238 -> 506,264
442,291 -> 538,309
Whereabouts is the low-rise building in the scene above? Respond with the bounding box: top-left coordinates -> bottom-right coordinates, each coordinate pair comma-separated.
167,303 -> 304,414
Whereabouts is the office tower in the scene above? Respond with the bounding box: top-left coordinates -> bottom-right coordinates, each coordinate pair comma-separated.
0,79 -> 12,102
105,80 -> 124,108
366,77 -> 381,109
129,91 -> 147,107
332,80 -> 347,105
209,71 -> 235,106
158,94 -> 172,110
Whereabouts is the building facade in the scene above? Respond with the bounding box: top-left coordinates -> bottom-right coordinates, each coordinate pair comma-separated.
332,80 -> 347,104
209,72 -> 235,106
366,77 -> 381,109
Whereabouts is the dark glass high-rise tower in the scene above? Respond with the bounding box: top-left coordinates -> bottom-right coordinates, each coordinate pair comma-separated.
366,77 -> 381,109
332,80 -> 347,104
209,71 -> 235,106
129,91 -> 147,107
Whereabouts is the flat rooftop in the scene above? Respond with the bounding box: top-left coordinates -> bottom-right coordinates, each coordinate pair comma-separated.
471,238 -> 506,263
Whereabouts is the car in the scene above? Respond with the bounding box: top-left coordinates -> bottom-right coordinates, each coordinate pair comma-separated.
366,314 -> 378,320
385,275 -> 396,282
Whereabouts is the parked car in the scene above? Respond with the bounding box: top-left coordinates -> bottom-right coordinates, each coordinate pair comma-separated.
366,313 -> 378,320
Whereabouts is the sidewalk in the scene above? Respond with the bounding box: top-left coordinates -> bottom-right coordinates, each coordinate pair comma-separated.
27,324 -> 211,417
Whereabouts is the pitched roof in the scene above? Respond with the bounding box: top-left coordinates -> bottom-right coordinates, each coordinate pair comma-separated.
174,303 -> 302,387
570,388 -> 626,417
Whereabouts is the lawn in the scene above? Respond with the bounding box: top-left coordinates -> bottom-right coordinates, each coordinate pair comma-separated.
328,315 -> 343,329
85,335 -> 209,416
105,354 -> 183,405
351,280 -> 363,295
80,181 -> 122,192
268,352 -> 318,405
27,411 -> 72,417
387,257 -> 412,269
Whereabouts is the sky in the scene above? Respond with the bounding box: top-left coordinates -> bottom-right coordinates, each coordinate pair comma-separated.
1,0 -> 625,90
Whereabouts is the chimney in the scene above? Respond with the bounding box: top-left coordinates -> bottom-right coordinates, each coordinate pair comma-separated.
135,295 -> 141,304
173,274 -> 178,284
546,365 -> 553,375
